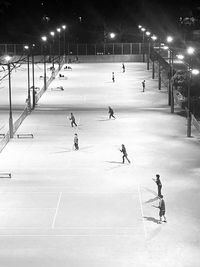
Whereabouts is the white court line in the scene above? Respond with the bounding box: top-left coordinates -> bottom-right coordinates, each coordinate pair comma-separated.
0,191 -> 135,194
51,192 -> 62,229
137,183 -> 147,239
0,226 -> 137,230
0,234 -> 134,237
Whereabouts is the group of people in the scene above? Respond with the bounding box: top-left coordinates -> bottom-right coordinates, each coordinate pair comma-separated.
68,108 -> 131,165
66,63 -> 165,224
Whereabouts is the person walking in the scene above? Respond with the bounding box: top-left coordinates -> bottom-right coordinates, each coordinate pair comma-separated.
120,144 -> 131,164
74,133 -> 79,150
122,63 -> 125,73
153,174 -> 162,197
157,195 -> 167,223
69,112 -> 77,127
142,80 -> 145,92
112,72 -> 115,83
108,106 -> 116,119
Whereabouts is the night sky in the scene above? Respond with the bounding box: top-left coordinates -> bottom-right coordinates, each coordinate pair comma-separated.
0,0 -> 199,43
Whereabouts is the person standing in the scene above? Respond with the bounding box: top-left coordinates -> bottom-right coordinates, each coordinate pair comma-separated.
142,80 -> 145,92
153,174 -> 162,197
120,144 -> 131,164
157,195 -> 167,223
108,106 -> 116,119
69,112 -> 77,127
122,63 -> 125,73
112,72 -> 115,83
74,133 -> 79,150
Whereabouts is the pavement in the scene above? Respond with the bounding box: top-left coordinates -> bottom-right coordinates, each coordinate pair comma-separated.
0,62 -> 200,267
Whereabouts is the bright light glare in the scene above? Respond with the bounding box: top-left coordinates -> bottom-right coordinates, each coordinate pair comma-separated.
62,25 -> 66,29
41,36 -> 47,42
163,45 -> 169,50
141,27 -> 146,32
146,31 -> 151,36
24,45 -> 29,49
5,55 -> 11,62
176,54 -> 184,60
166,36 -> 173,43
57,28 -> 61,32
187,47 -> 195,55
191,69 -> 199,75
151,35 -> 157,41
138,25 -> 142,29
50,31 -> 55,36
109,32 -> 116,39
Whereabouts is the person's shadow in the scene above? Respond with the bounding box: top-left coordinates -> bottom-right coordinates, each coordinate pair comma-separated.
143,216 -> 160,224
144,196 -> 159,204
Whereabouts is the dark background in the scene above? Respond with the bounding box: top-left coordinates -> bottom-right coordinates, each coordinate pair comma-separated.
0,0 -> 199,43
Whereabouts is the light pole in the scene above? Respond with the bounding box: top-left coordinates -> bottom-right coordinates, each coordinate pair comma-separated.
186,46 -> 195,137
41,36 -> 47,91
141,27 -> 146,62
5,55 -> 13,138
166,36 -> 173,106
24,45 -> 31,112
57,28 -> 61,69
50,31 -> 55,68
157,38 -> 162,90
151,35 -> 157,79
146,31 -> 151,70
62,25 -> 66,62
31,44 -> 36,109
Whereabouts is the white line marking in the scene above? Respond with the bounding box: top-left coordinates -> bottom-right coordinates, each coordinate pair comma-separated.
0,226 -> 137,230
51,192 -> 62,229
0,234 -> 134,237
137,183 -> 147,239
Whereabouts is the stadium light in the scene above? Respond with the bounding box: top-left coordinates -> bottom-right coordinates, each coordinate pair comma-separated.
41,36 -> 47,42
151,35 -> 157,41
187,47 -> 195,55
191,69 -> 200,75
109,32 -> 116,39
62,25 -> 67,60
41,36 -> 47,91
166,36 -> 173,43
5,55 -> 13,138
176,54 -> 184,60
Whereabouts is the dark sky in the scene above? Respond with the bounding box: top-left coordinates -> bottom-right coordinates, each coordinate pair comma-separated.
0,0 -> 199,43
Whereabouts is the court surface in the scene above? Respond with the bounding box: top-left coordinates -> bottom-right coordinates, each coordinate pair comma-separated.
0,62 -> 200,267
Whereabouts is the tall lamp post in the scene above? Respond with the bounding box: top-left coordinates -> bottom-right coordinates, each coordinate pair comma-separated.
62,25 -> 66,62
166,36 -> 173,106
146,31 -> 151,70
57,28 -> 61,69
41,36 -> 47,91
187,46 -> 195,137
5,55 -> 13,138
24,45 -> 31,112
50,31 -> 55,68
141,27 -> 146,62
151,35 -> 157,79
158,38 -> 161,90
31,44 -> 36,109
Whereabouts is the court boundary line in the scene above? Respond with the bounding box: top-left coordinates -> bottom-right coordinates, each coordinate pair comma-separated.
52,192 -> 62,229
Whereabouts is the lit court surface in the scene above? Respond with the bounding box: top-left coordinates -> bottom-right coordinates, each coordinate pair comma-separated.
0,63 -> 200,267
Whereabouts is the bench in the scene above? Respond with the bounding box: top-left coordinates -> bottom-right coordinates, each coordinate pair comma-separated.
17,134 -> 34,139
0,172 -> 11,178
